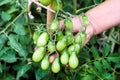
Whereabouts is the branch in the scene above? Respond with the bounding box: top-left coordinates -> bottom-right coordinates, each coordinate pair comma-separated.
31,0 -> 55,13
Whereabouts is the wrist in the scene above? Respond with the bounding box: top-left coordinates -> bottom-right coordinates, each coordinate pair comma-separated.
71,15 -> 95,43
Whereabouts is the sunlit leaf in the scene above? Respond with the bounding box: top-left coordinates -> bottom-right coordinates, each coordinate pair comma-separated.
14,23 -> 26,35
0,34 -> 7,50
1,11 -> 11,21
0,47 -> 10,57
7,6 -> 18,14
1,50 -> 17,63
8,34 -> 28,57
0,0 -> 11,6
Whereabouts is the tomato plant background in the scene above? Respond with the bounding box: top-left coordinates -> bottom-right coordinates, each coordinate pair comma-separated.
0,0 -> 120,80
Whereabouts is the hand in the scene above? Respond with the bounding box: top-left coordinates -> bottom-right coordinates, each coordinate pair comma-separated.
59,15 -> 94,43
49,15 -> 94,63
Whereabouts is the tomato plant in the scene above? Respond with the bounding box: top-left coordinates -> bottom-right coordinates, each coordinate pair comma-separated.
0,0 -> 120,80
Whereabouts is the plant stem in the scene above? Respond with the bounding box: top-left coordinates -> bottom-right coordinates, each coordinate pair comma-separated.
31,0 -> 55,13
76,4 -> 98,14
0,11 -> 25,34
73,0 -> 77,11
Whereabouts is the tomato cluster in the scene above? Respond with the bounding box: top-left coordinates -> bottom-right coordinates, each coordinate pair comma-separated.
39,0 -> 63,11
32,18 -> 87,73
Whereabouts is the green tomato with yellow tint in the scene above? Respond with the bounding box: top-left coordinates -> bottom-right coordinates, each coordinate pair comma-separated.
47,41 -> 56,53
60,49 -> 69,65
41,54 -> 50,70
33,31 -> 40,44
39,0 -> 52,6
75,32 -> 87,47
69,52 -> 79,69
51,57 -> 60,73
32,47 -> 46,62
56,31 -> 64,41
52,0 -> 63,11
56,38 -> 67,52
65,31 -> 74,45
37,32 -> 49,47
64,18 -> 73,30
50,19 -> 59,33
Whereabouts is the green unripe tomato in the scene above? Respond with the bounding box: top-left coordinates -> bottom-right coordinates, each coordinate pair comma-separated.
37,32 -> 49,47
39,0 -> 52,6
60,49 -> 69,65
41,55 -> 50,70
50,19 -> 59,33
75,32 -> 87,46
32,47 -> 46,62
64,18 -> 73,30
33,31 -> 40,44
47,41 -> 56,53
68,44 -> 81,55
56,38 -> 67,52
65,31 -> 74,45
82,14 -> 89,27
51,57 -> 60,73
75,43 -> 81,54
56,31 -> 64,41
52,0 -> 63,11
68,44 -> 75,55
69,52 -> 79,69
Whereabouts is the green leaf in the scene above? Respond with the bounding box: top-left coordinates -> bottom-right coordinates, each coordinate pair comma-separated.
102,42 -> 110,57
0,34 -> 7,50
15,15 -> 27,25
0,47 -> 10,57
14,23 -> 26,35
0,63 -> 3,74
35,68 -> 49,80
19,35 -> 30,45
107,54 -> 120,63
102,73 -> 114,80
102,59 -> 111,69
1,50 -> 17,63
1,11 -> 11,22
0,0 -> 11,6
7,6 -> 18,14
81,75 -> 92,80
91,46 -> 99,59
8,34 -> 28,57
93,0 -> 103,4
93,61 -> 103,73
115,63 -> 120,68
16,64 -> 31,79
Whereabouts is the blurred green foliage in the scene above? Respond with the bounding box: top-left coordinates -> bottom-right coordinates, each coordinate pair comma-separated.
0,0 -> 120,80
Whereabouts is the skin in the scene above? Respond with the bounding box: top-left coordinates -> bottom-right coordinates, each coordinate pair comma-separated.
50,0 -> 120,62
